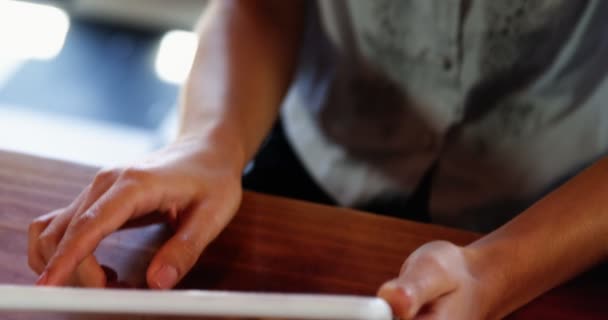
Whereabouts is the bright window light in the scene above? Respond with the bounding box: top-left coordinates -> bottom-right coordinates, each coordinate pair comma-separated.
155,30 -> 198,85
0,0 -> 70,60
0,105 -> 158,166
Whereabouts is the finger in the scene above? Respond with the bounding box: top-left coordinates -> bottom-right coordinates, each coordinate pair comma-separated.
37,210 -> 74,259
30,183 -> 98,276
75,255 -> 106,288
28,212 -> 56,274
146,200 -> 232,289
39,182 -> 153,286
42,233 -> 107,288
378,261 -> 457,319
38,213 -> 105,288
58,183 -> 115,288
378,280 -> 415,319
31,207 -> 81,275
35,190 -> 91,277
73,171 -> 119,217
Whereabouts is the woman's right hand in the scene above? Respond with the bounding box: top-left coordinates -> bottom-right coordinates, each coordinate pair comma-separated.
28,0 -> 305,289
28,135 -> 245,289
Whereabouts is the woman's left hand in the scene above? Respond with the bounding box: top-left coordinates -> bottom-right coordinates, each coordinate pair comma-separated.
378,241 -> 490,320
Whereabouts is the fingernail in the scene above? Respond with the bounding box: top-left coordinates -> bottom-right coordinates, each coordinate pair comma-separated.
380,281 -> 415,319
36,271 -> 48,286
152,265 -> 178,289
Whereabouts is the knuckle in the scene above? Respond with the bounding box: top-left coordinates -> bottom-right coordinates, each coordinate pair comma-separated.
421,240 -> 457,252
65,213 -> 100,245
409,241 -> 462,273
72,210 -> 107,244
92,168 -> 119,186
28,210 -> 60,235
415,252 -> 443,269
28,219 -> 44,236
72,209 -> 100,231
401,252 -> 442,276
115,167 -> 157,200
38,233 -> 58,257
407,247 -> 442,267
119,166 -> 152,183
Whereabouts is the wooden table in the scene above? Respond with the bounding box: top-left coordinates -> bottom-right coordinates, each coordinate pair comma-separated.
0,150 -> 605,319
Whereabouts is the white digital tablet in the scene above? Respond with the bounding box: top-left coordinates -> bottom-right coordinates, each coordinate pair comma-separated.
0,285 -> 393,320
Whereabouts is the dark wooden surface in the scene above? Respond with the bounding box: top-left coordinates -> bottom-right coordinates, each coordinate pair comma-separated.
0,150 -> 605,319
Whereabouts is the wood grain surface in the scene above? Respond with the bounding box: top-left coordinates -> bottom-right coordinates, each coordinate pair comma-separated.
0,150 -> 605,319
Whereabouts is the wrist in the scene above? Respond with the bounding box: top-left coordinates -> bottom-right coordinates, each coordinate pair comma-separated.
175,122 -> 248,179
463,243 -> 510,320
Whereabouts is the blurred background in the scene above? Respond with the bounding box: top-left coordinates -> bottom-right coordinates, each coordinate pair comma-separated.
0,0 -> 206,166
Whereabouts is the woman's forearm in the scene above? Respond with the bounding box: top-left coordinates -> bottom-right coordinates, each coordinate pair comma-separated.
178,0 -> 305,172
468,158 -> 608,319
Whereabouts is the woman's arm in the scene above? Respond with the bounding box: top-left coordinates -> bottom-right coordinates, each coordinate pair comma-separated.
379,158 -> 608,319
29,0 -> 305,288
470,158 -> 608,319
179,0 -> 305,165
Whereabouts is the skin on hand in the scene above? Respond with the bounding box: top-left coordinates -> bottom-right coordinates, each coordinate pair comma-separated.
378,157 -> 608,319
376,158 -> 608,319
28,137 -> 244,289
28,0 -> 304,290
378,241 -> 488,320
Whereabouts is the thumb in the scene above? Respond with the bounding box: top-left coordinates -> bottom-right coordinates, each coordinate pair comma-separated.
378,265 -> 457,319
377,279 -> 416,319
146,202 -> 228,289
